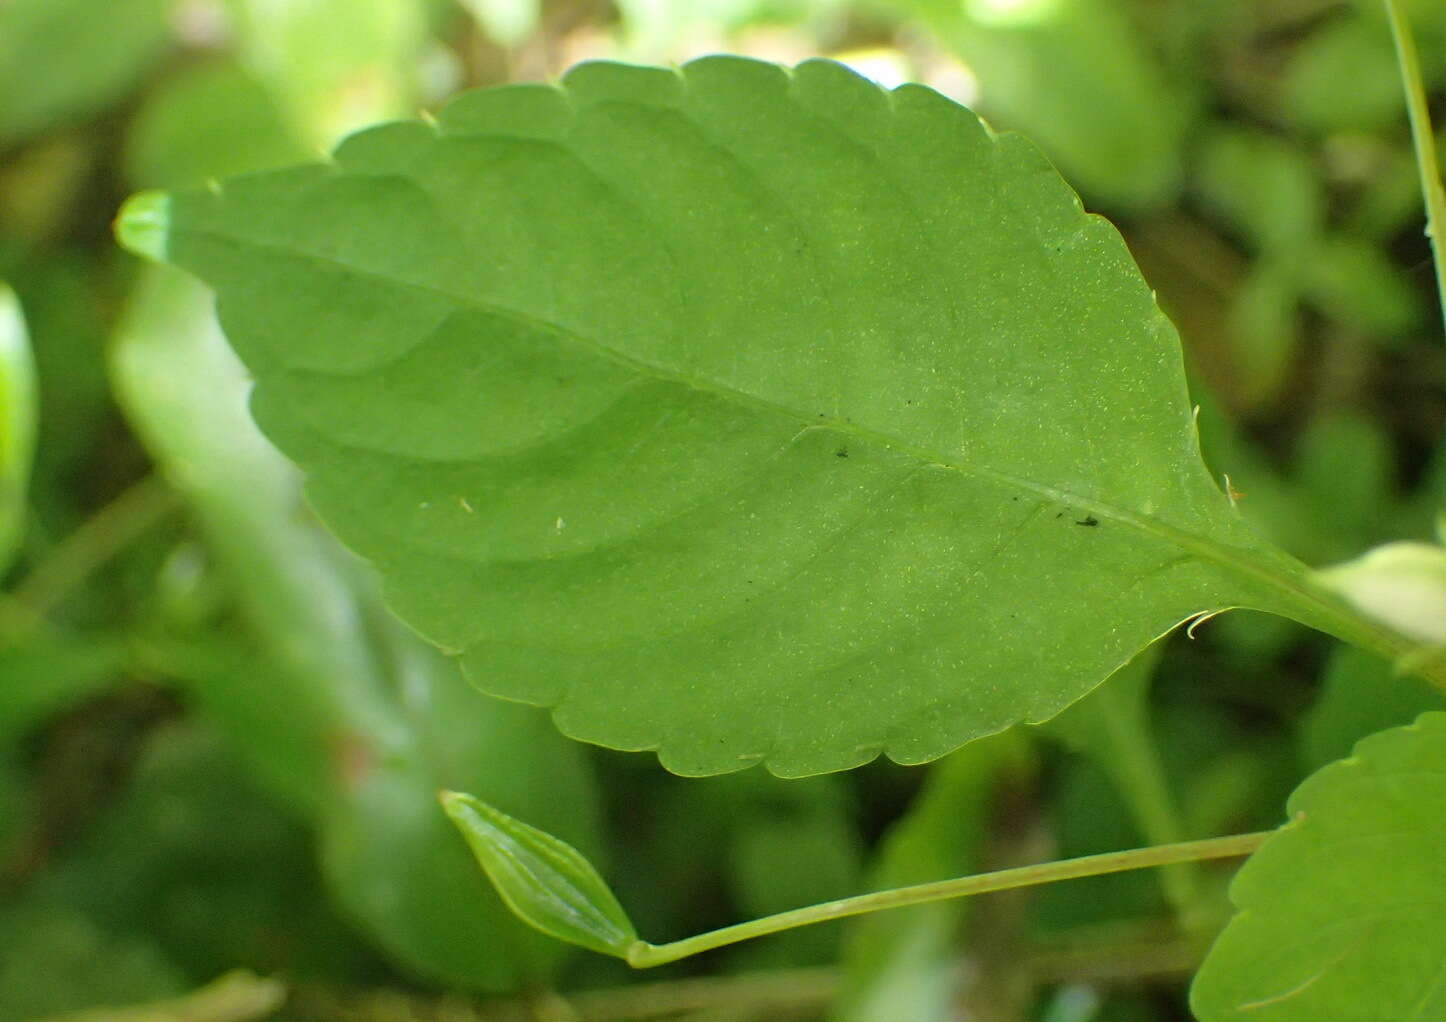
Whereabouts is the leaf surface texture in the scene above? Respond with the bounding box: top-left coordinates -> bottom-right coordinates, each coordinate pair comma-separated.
123,57 -> 1308,775
1192,712 -> 1446,1020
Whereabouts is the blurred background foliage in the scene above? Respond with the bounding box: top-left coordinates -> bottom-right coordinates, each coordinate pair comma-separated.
0,0 -> 1443,1019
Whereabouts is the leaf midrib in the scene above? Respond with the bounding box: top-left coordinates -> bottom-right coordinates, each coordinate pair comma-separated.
180,221 -> 1341,628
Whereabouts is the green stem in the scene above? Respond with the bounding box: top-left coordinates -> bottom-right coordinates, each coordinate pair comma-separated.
624,831 -> 1271,969
1385,0 -> 1446,326
1095,699 -> 1202,922
0,475 -> 179,642
1259,554 -> 1446,695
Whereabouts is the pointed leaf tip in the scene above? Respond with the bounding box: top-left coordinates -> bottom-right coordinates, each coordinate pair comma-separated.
115,191 -> 172,262
440,790 -> 638,958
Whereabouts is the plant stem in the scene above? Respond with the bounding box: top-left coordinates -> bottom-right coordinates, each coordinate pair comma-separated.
34,969 -> 284,1022
1093,691 -> 1202,922
624,831 -> 1271,969
1260,556 -> 1446,695
1384,0 -> 1446,326
0,475 -> 179,641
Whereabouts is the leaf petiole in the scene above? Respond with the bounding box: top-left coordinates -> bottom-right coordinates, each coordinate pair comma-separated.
622,831 -> 1271,969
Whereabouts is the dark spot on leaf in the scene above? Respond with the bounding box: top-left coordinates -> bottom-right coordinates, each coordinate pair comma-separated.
835,448 -> 848,458
1055,512 -> 1064,519
1075,516 -> 1099,527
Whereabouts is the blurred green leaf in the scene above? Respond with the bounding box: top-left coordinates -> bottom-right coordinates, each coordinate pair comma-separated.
1298,645 -> 1445,771
1196,128 -> 1322,254
0,0 -> 172,148
1192,712 -> 1446,1020
0,283 -> 36,573
229,0 -> 427,149
140,634 -> 332,816
125,62 -> 307,191
903,0 -> 1193,209
33,723 -> 373,983
0,255 -> 113,539
1281,13 -> 1412,134
1293,412 -> 1394,557
1039,987 -> 1154,1022
1157,704 -> 1296,844
1225,264 -> 1299,409
322,632 -> 606,989
110,267 -> 372,796
1298,236 -> 1422,337
614,0 -> 825,58
0,634 -> 126,747
442,790 -> 639,960
0,901 -> 184,1022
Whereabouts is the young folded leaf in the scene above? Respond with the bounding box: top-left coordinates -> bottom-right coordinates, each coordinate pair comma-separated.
440,790 -> 639,959
1315,541 -> 1446,646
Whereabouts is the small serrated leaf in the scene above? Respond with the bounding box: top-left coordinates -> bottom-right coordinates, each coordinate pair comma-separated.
440,791 -> 638,959
1191,711 -> 1446,1020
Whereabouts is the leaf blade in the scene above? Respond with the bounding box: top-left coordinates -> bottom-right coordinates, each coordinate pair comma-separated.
1191,711 -> 1446,1020
115,57 -> 1327,776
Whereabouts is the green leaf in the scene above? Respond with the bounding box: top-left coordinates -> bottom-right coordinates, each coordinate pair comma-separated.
0,256 -> 116,543
124,62 -> 307,191
36,724 -> 371,982
1298,236 -> 1422,338
0,0 -> 171,147
1280,14 -> 1411,134
0,901 -> 184,1020
1224,263 -> 1299,410
0,282 -> 36,574
0,634 -> 125,748
1298,646 -> 1445,772
1293,413 -> 1394,560
116,56 -> 1355,777
1191,711 -> 1446,1020
441,791 -> 639,960
1196,127 -> 1322,254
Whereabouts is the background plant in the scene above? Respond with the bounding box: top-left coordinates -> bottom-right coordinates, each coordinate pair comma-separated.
1,1 -> 1443,1020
